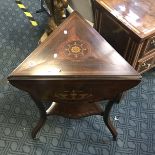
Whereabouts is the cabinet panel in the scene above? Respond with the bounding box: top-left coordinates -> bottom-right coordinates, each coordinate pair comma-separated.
143,36 -> 155,56
93,2 -> 130,57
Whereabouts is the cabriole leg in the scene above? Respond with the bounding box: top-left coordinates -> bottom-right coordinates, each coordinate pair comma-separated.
103,100 -> 118,141
31,95 -> 47,139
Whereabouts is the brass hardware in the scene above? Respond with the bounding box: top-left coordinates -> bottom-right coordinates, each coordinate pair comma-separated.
141,62 -> 151,68
147,63 -> 151,68
39,0 -> 69,43
142,62 -> 146,67
45,0 -> 69,33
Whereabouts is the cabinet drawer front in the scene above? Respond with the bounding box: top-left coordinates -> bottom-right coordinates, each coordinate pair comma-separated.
137,56 -> 154,73
144,36 -> 155,55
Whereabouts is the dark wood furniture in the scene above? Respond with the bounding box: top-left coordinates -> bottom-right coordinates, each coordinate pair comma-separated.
92,0 -> 155,74
8,11 -> 141,140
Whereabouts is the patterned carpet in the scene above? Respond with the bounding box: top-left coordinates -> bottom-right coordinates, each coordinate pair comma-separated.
0,0 -> 155,155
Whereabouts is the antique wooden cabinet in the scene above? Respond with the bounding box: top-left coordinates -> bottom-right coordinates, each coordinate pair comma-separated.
92,0 -> 155,73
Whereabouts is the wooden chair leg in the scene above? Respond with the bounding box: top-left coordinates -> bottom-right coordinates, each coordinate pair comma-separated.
31,95 -> 47,139
103,100 -> 118,141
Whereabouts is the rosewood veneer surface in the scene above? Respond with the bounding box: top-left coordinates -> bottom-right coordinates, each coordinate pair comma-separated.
8,11 -> 141,140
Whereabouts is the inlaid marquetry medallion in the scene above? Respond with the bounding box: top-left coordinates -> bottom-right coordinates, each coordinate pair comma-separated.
59,40 -> 90,61
54,90 -> 93,101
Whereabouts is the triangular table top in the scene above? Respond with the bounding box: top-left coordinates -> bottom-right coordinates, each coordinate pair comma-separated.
8,11 -> 141,140
8,11 -> 141,79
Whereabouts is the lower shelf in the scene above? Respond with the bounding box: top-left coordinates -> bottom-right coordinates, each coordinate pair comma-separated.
46,102 -> 104,118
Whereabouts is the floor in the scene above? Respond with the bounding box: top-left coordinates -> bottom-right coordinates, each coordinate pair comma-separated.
0,0 -> 155,155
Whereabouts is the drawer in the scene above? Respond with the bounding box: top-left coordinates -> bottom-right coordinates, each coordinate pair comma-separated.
143,36 -> 155,55
137,54 -> 155,73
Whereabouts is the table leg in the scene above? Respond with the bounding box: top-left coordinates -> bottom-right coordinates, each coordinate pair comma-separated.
103,100 -> 118,140
114,93 -> 124,104
31,95 -> 47,139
